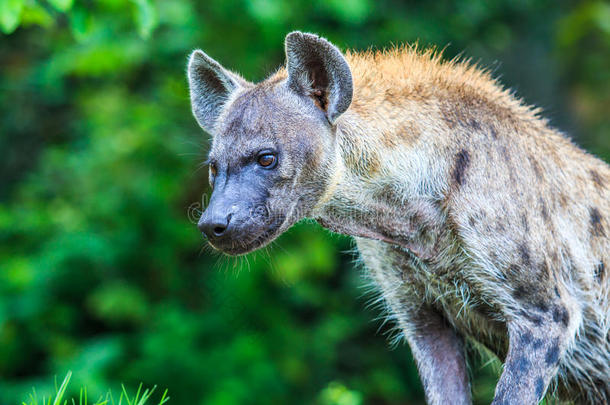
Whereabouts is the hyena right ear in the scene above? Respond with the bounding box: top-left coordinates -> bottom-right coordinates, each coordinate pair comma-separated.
285,32 -> 353,124
187,50 -> 247,133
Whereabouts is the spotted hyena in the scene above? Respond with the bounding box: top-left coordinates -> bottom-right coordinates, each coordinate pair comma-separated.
187,32 -> 609,404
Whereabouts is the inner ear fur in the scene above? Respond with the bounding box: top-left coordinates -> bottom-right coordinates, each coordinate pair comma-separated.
187,50 -> 247,133
284,31 -> 353,124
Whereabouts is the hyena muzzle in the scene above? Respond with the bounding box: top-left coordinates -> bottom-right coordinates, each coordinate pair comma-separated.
187,32 -> 610,404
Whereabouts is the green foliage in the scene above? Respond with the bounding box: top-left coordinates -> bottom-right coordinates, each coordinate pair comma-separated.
0,1 -> 608,405
47,0 -> 74,13
318,381 -> 363,405
0,0 -> 23,34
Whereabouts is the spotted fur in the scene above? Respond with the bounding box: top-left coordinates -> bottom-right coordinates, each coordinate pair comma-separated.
188,32 -> 610,404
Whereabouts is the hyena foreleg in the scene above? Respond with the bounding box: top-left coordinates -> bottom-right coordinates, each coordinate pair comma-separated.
491,297 -> 578,404
359,238 -> 472,405
401,304 -> 472,405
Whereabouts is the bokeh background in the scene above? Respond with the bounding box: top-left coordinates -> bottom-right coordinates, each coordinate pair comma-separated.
1,0 -> 609,404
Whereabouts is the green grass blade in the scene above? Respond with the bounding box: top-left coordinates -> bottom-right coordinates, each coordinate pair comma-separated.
158,389 -> 169,405
52,371 -> 72,405
120,384 -> 131,405
133,384 -> 142,404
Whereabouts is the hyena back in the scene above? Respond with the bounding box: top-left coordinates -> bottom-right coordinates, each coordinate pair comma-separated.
187,32 -> 609,404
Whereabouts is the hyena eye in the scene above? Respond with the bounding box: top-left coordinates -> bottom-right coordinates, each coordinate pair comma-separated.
257,153 -> 277,168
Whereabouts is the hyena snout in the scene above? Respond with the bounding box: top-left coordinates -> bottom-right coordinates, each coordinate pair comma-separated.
198,204 -> 234,240
198,187 -> 285,255
198,184 -> 245,242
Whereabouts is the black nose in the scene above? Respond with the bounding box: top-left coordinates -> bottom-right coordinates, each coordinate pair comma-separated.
198,212 -> 232,239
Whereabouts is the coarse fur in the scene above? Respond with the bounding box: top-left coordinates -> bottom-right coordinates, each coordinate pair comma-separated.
187,32 -> 610,404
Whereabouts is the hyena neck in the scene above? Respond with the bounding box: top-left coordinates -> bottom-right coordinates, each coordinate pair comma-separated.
312,111 -> 452,261
309,45 -> 540,259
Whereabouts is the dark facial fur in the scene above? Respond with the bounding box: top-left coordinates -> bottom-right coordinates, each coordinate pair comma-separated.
198,83 -> 335,254
189,32 -> 351,255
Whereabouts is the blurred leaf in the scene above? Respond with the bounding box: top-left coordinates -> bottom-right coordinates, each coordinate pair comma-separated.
596,4 -> 610,34
0,0 -> 23,34
88,282 -> 149,324
246,0 -> 288,23
48,0 -> 74,12
320,0 -> 370,24
69,6 -> 94,41
557,2 -> 610,47
20,2 -> 54,28
2,257 -> 34,290
131,0 -> 157,39
319,381 -> 363,405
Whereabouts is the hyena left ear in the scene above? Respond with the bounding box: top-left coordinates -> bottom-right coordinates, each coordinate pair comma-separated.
187,50 -> 248,134
285,31 -> 353,124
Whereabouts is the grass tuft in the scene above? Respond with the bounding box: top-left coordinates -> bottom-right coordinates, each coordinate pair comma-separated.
22,372 -> 169,405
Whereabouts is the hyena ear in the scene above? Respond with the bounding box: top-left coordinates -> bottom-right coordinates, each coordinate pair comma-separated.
285,31 -> 353,124
187,50 -> 246,133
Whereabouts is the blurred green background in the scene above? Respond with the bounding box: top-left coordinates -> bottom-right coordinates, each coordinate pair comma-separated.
1,0 -> 608,404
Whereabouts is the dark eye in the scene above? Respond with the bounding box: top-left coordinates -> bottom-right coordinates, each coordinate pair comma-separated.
209,163 -> 217,177
258,153 -> 277,168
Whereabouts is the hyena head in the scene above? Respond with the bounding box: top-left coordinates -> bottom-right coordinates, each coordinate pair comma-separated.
188,32 -> 353,255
